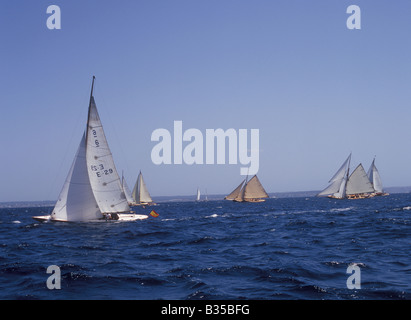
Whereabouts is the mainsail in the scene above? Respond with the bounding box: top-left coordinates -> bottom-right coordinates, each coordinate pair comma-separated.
346,164 -> 375,195
132,171 -> 153,205
243,175 -> 269,201
33,76 -> 147,222
346,163 -> 374,195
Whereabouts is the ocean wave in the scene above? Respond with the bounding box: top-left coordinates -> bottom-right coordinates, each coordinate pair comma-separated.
1,195 -> 410,300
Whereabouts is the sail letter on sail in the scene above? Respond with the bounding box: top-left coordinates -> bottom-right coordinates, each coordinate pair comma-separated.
86,96 -> 130,214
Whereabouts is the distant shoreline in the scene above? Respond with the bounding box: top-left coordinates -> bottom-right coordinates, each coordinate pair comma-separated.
1,186 -> 410,208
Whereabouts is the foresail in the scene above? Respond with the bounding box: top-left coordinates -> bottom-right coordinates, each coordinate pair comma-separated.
86,96 -> 130,213
121,174 -> 134,205
244,175 -> 269,199
52,133 -> 102,221
329,153 -> 351,183
225,179 -> 245,200
318,153 -> 351,197
346,164 -> 375,195
317,179 -> 344,197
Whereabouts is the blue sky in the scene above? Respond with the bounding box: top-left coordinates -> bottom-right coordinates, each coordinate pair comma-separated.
1,1 -> 411,201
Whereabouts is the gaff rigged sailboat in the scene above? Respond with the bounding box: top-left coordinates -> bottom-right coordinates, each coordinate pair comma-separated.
33,77 -> 148,222
317,153 -> 376,199
225,175 -> 269,202
132,171 -> 155,206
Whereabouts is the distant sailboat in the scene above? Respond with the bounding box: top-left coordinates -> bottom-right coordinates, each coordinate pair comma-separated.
33,77 -> 148,222
225,175 -> 269,202
196,187 -> 201,201
367,158 -> 389,196
317,153 -> 376,199
132,171 -> 155,205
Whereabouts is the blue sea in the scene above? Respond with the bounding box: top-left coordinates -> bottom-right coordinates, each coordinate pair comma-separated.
0,194 -> 410,300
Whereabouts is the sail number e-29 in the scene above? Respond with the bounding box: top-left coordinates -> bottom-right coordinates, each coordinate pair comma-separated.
89,129 -> 114,178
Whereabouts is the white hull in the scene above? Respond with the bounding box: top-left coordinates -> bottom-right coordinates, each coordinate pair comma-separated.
32,214 -> 148,223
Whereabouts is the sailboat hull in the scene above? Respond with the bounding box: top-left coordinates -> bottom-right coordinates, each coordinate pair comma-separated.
132,202 -> 156,206
32,214 -> 148,222
233,198 -> 266,203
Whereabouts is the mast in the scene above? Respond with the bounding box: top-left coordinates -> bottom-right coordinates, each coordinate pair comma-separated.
86,75 -> 96,142
342,153 -> 352,198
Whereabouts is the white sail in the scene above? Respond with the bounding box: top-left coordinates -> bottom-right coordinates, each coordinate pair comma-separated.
225,179 -> 245,200
196,188 -> 201,201
346,164 -> 375,195
243,175 -> 269,200
51,133 -> 102,221
318,178 -> 346,198
318,153 -> 351,198
132,171 -> 153,204
86,96 -> 130,214
367,159 -> 383,193
121,173 -> 134,205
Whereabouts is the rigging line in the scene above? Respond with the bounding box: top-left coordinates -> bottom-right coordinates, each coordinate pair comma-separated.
45,82 -> 90,203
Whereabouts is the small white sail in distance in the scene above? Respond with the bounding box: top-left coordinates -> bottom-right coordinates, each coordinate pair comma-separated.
132,171 -> 153,205
196,187 -> 201,201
